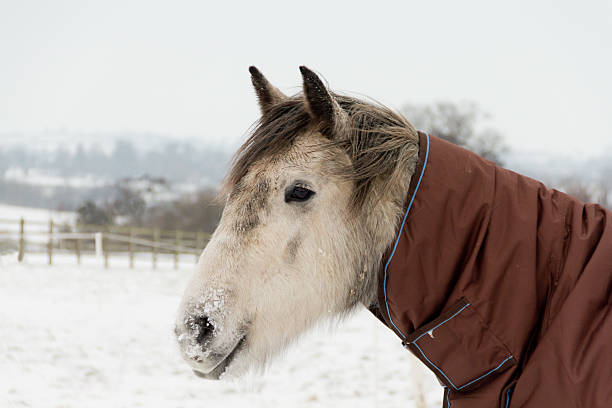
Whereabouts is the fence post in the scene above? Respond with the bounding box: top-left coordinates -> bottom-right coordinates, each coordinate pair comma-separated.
18,218 -> 25,262
48,220 -> 54,266
152,228 -> 160,269
75,236 -> 81,265
174,230 -> 181,270
95,232 -> 103,260
129,228 -> 135,269
104,233 -> 109,269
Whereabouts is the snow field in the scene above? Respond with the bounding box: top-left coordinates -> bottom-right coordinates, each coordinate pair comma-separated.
0,204 -> 76,227
0,254 -> 442,408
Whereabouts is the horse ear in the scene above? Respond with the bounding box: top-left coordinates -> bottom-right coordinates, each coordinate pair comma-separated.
299,66 -> 345,137
249,66 -> 286,114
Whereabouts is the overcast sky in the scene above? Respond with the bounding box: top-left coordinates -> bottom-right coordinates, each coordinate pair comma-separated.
1,0 -> 610,156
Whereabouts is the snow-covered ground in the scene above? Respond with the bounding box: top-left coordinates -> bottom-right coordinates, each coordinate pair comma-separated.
0,204 -> 76,227
4,168 -> 111,189
0,253 -> 442,408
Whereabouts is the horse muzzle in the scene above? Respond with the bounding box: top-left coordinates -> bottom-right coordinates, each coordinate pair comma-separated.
175,309 -> 247,379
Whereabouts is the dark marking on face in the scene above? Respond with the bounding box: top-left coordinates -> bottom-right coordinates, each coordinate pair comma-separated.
284,234 -> 302,263
233,178 -> 271,232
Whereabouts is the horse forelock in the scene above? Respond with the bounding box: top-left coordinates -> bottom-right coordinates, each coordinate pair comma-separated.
221,94 -> 419,212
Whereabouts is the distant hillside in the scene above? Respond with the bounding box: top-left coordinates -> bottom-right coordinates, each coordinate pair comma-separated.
1,131 -> 610,211
0,130 -> 234,155
0,132 -> 232,184
0,132 -> 233,210
504,149 -> 612,185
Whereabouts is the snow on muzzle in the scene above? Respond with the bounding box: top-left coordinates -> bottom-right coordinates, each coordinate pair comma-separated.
175,288 -> 246,379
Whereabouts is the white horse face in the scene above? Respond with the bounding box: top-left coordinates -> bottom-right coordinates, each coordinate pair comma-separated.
175,135 -> 358,379
174,65 -> 415,381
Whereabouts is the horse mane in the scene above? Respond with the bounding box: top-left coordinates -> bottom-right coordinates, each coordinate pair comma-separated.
223,93 -> 419,210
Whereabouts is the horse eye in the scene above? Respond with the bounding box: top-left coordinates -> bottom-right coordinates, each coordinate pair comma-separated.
285,186 -> 315,203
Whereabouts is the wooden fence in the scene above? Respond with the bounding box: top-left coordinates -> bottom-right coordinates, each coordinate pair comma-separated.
0,217 -> 210,269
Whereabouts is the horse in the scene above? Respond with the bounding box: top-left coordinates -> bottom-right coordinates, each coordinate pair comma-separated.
175,67 -> 612,408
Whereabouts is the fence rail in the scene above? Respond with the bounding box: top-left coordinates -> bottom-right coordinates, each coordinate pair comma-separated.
0,218 -> 210,269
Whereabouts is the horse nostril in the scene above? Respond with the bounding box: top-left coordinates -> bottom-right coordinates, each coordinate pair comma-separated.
192,316 -> 215,344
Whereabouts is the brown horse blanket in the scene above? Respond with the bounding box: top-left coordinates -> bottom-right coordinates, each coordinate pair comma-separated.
375,132 -> 612,407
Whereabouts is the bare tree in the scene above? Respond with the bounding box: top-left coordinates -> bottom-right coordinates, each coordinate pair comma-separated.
559,177 -> 611,209
401,101 -> 508,165
77,201 -> 113,225
560,178 -> 595,203
144,189 -> 223,233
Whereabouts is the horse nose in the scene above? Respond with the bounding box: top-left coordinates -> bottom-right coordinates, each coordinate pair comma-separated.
192,315 -> 215,345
